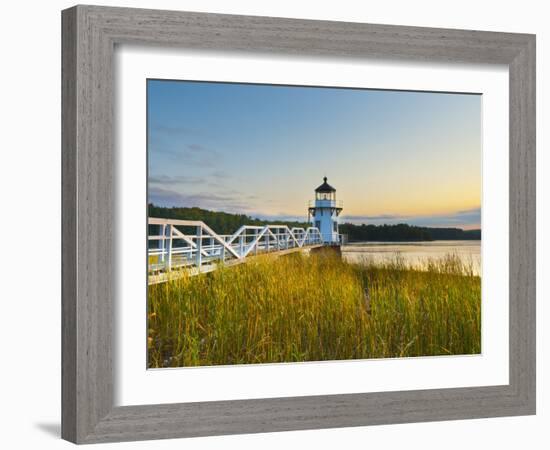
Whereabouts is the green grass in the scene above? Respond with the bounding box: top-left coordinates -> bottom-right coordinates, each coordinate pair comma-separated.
147,250 -> 481,368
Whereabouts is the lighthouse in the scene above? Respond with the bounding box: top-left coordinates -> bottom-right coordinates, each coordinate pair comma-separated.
308,177 -> 343,244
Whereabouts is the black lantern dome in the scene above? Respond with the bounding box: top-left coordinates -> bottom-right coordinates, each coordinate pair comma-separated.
315,176 -> 336,193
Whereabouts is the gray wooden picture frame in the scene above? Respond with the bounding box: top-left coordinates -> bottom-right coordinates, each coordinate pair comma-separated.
61,5 -> 536,444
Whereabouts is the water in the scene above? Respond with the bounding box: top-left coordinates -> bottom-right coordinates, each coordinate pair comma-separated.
342,240 -> 481,276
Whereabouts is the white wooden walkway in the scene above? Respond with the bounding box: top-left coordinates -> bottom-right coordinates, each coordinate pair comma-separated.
148,217 -> 327,284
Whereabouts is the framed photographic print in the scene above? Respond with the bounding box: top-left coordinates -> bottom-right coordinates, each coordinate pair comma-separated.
62,5 -> 536,444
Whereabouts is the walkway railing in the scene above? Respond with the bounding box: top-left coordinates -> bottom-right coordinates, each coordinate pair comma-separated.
148,217 -> 325,276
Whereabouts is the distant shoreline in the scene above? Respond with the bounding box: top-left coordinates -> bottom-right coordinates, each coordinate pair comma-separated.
148,204 -> 481,242
344,239 -> 481,245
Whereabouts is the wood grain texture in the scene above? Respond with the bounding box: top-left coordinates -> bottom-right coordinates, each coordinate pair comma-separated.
61,7 -> 77,443
61,5 -> 536,444
508,36 -> 536,409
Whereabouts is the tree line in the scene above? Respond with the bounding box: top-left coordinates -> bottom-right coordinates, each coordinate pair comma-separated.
149,204 -> 481,241
338,223 -> 480,242
148,204 -> 309,235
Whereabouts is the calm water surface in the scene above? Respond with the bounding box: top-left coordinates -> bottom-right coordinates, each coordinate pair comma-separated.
342,240 -> 481,276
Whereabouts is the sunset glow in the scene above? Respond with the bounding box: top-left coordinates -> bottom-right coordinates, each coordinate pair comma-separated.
148,80 -> 481,229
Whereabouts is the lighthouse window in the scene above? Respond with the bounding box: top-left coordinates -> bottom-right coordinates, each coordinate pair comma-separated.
316,192 -> 335,201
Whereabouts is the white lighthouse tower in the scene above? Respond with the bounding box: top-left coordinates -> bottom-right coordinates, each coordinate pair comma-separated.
308,177 -> 343,244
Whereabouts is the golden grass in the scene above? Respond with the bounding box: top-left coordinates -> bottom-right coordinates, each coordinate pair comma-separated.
147,250 -> 481,368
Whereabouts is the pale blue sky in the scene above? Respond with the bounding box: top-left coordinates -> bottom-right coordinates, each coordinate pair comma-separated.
148,80 -> 481,229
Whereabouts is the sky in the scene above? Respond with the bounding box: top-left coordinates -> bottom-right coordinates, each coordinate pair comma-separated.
148,80 -> 481,229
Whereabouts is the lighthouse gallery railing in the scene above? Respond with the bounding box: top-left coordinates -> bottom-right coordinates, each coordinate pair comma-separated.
148,217 -> 326,275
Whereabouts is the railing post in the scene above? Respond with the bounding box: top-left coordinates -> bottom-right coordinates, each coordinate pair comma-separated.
239,233 -> 245,257
220,236 -> 226,262
265,232 -> 269,253
254,229 -> 258,255
196,226 -> 202,271
166,224 -> 173,270
159,224 -> 166,265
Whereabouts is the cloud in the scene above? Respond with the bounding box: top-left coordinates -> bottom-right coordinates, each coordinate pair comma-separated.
148,174 -> 203,185
452,208 -> 482,222
148,187 -> 254,213
251,212 -> 309,223
211,170 -> 231,179
149,121 -> 222,169
456,208 -> 481,215
150,143 -> 221,168
149,170 -> 232,190
343,214 -> 404,221
186,143 -> 206,152
341,207 -> 481,229
150,124 -> 201,137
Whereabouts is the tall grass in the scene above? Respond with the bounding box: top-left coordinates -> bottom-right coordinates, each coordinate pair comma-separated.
147,250 -> 481,367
